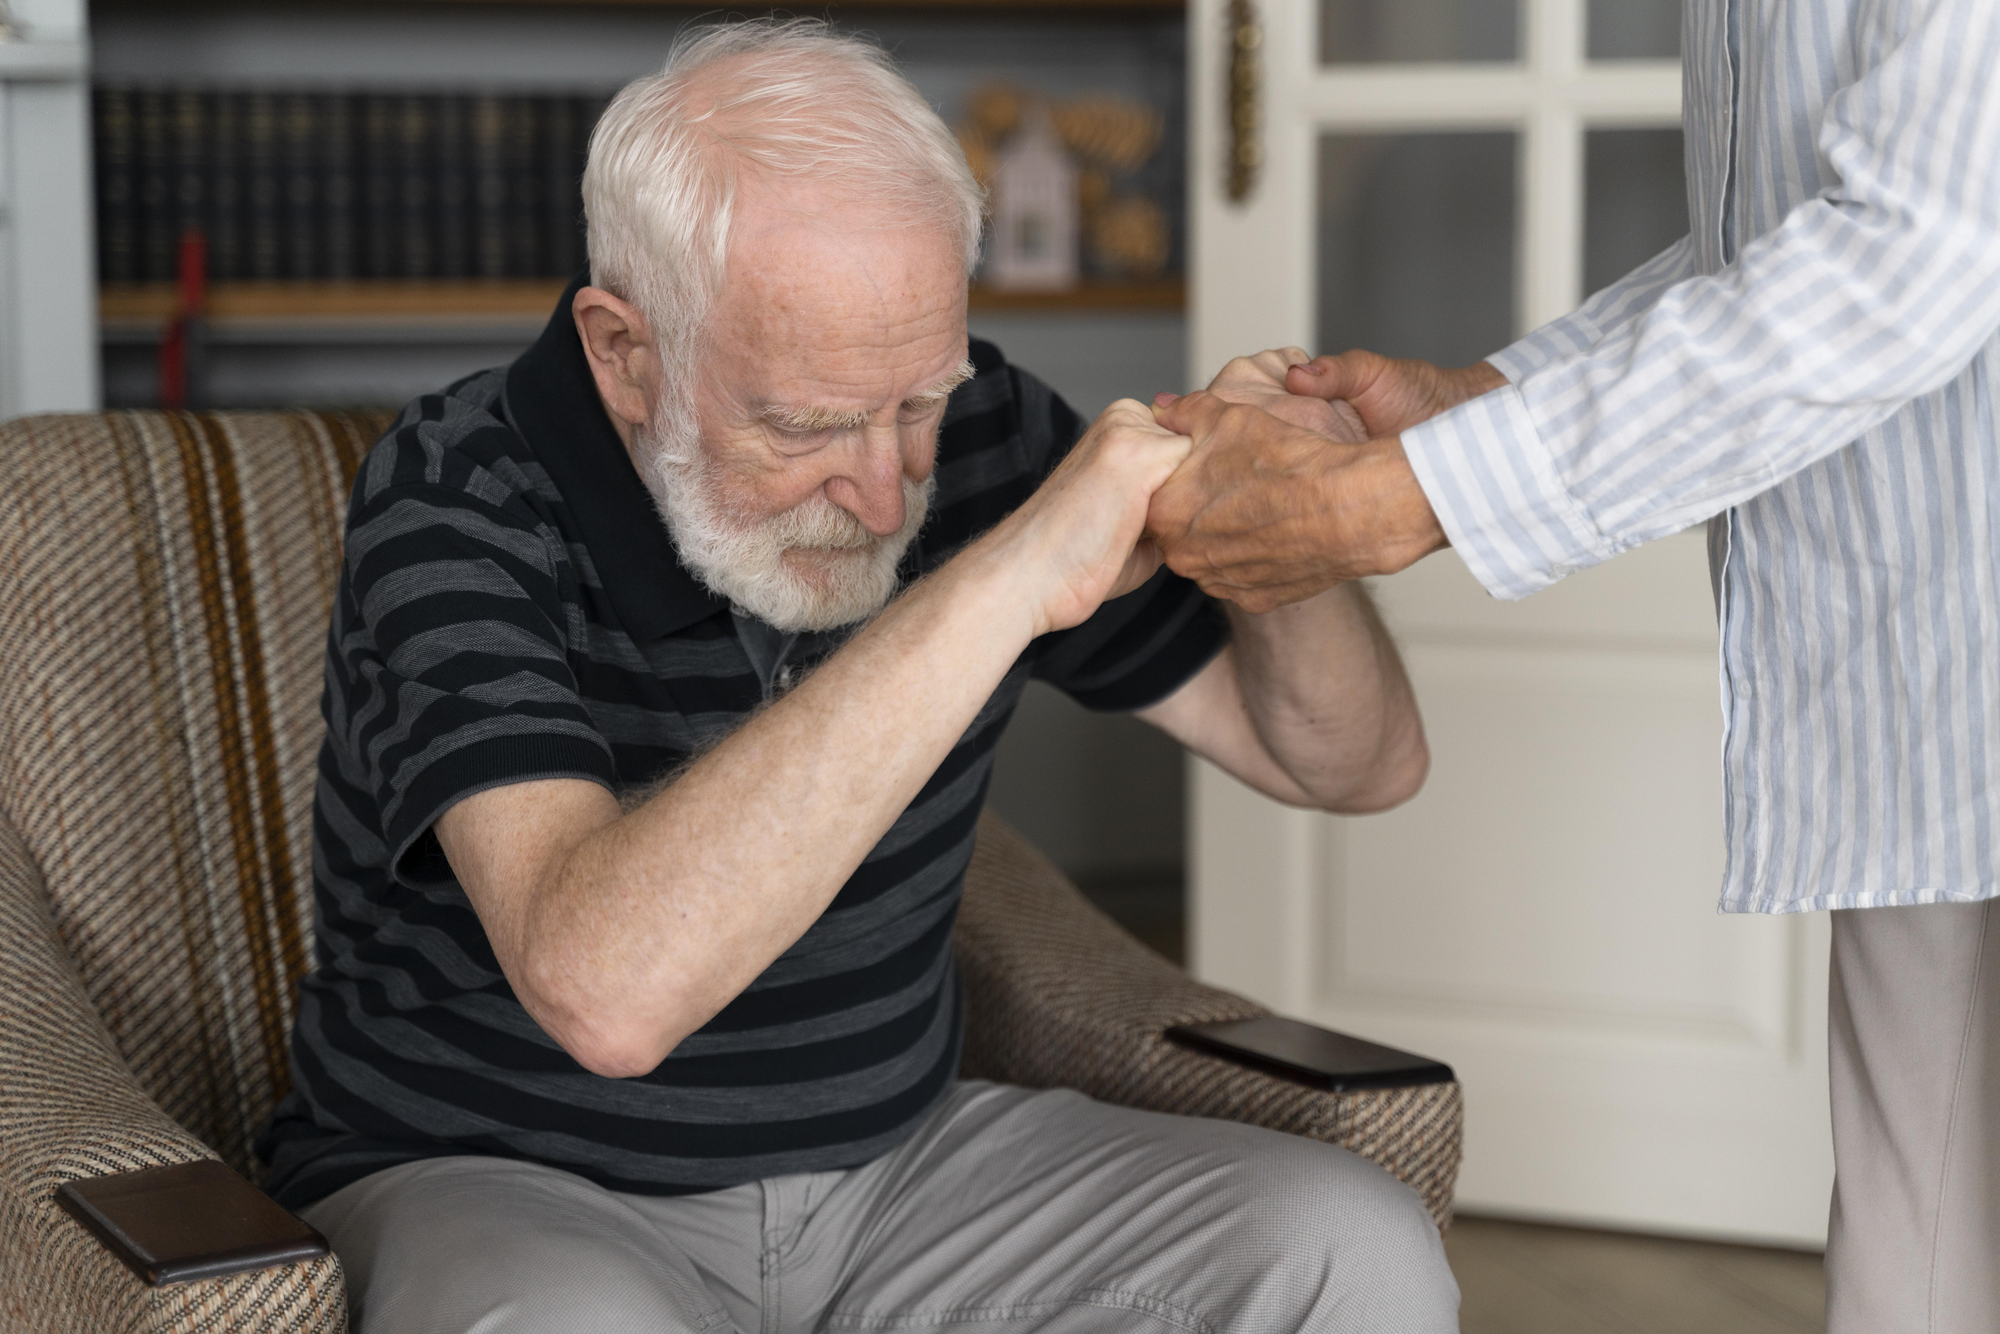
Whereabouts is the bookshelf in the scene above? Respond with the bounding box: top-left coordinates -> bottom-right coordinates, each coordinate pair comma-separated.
92,2 -> 1188,412
123,0 -> 1183,10
99,277 -> 1186,344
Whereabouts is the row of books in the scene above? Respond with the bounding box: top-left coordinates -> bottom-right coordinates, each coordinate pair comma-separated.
95,86 -> 614,287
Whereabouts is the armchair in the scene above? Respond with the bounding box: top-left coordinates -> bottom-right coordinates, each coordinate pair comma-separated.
0,409 -> 1460,1334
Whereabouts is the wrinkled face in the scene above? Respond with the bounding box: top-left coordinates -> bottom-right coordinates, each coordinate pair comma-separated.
632,177 -> 970,632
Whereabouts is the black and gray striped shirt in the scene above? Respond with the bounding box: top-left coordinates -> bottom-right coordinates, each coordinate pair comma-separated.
258,282 -> 1226,1209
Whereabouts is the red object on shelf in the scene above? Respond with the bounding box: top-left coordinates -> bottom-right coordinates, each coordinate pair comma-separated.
159,231 -> 209,410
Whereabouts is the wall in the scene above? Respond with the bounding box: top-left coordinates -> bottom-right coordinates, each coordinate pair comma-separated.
1,0 -> 97,417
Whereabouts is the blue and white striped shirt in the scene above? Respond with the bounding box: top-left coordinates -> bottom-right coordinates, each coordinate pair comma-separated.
1401,0 -> 2000,914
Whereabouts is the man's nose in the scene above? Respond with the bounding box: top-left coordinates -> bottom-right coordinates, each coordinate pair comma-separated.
825,432 -> 909,537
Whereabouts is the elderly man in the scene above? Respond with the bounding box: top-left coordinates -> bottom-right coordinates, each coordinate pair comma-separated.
256,21 -> 1456,1334
1151,2 -> 2000,1331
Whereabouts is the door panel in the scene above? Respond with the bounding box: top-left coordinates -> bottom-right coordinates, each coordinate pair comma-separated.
1190,536 -> 1833,1243
1186,0 -> 1832,1242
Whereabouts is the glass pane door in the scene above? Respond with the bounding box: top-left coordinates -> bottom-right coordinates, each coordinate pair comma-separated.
1317,132 -> 1517,366
1320,0 -> 1518,64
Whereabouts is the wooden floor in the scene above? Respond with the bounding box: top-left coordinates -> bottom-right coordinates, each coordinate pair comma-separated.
1446,1217 -> 1826,1334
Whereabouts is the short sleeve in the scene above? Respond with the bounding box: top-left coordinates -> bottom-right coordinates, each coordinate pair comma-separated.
330,476 -> 616,887
1031,566 -> 1228,711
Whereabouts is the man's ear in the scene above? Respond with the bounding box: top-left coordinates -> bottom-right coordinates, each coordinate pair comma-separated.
572,287 -> 657,432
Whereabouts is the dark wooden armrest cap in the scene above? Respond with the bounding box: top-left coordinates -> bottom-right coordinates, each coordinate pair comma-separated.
54,1159 -> 329,1287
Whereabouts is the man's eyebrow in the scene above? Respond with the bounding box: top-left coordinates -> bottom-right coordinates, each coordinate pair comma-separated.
759,360 -> 977,432
761,402 -> 870,432
901,359 -> 978,409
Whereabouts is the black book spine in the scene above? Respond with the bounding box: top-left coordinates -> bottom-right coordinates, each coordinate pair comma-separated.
471,94 -> 507,280
281,92 -> 320,280
136,88 -> 174,284
505,98 -> 541,278
170,89 -> 208,265
397,95 -> 436,280
432,94 -> 471,280
321,94 -> 359,281
541,95 -> 582,279
95,87 -> 139,286
206,92 -> 244,282
360,94 -> 398,280
244,91 -> 282,281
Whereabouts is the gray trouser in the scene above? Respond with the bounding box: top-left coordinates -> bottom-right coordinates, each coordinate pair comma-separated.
301,1081 -> 1459,1334
1828,897 -> 1999,1334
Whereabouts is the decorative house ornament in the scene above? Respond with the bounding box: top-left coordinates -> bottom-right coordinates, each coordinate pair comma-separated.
985,104 -> 1079,292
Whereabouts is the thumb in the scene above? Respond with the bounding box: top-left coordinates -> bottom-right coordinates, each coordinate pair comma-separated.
1285,352 -> 1367,401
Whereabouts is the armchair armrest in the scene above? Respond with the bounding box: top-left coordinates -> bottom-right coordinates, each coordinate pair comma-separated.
955,812 -> 1462,1230
0,817 -> 347,1334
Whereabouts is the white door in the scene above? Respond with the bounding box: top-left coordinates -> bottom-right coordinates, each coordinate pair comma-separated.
1184,0 -> 1833,1245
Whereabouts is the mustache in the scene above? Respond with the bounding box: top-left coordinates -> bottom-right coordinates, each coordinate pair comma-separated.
770,481 -> 929,552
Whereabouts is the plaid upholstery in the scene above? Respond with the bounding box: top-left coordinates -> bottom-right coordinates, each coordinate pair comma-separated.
0,410 -> 1461,1334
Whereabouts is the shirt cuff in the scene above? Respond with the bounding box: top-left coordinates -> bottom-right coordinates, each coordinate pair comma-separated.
1399,384 -> 1616,601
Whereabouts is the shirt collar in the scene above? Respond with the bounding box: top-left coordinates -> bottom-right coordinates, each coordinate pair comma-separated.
502,275 -> 731,642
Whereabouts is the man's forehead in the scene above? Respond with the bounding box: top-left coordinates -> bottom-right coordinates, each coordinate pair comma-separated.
712,246 -> 965,402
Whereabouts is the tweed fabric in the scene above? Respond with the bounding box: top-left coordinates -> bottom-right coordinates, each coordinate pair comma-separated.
0,775 -> 347,1332
957,814 -> 1464,1230
0,407 -> 1460,1333
0,409 -> 389,1334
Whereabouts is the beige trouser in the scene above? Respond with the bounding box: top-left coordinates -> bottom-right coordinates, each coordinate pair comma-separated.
301,1081 -> 1460,1334
1827,898 -> 1999,1334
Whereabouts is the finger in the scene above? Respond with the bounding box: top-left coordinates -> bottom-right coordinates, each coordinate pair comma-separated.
1092,397 -> 1174,442
1245,348 -> 1298,381
1101,396 -> 1170,428
1152,389 -> 1232,440
1153,391 -> 1181,408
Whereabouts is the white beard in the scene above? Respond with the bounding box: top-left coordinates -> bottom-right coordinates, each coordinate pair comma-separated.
631,411 -> 933,633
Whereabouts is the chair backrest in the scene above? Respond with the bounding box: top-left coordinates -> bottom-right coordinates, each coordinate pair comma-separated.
0,409 -> 391,1175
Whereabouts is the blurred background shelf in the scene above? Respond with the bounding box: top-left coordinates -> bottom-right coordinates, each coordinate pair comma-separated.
99,277 -> 1186,343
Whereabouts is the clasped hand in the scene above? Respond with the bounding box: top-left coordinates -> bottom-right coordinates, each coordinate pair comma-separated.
1138,348 -> 1506,612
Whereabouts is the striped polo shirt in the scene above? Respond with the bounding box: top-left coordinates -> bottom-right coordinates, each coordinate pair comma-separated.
257,280 -> 1226,1209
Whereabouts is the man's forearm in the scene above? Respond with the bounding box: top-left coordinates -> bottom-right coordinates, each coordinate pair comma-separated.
1225,583 -> 1426,812
522,544 -> 1036,1074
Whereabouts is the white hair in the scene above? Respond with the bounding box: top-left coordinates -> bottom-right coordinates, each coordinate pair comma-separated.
583,19 -> 984,416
